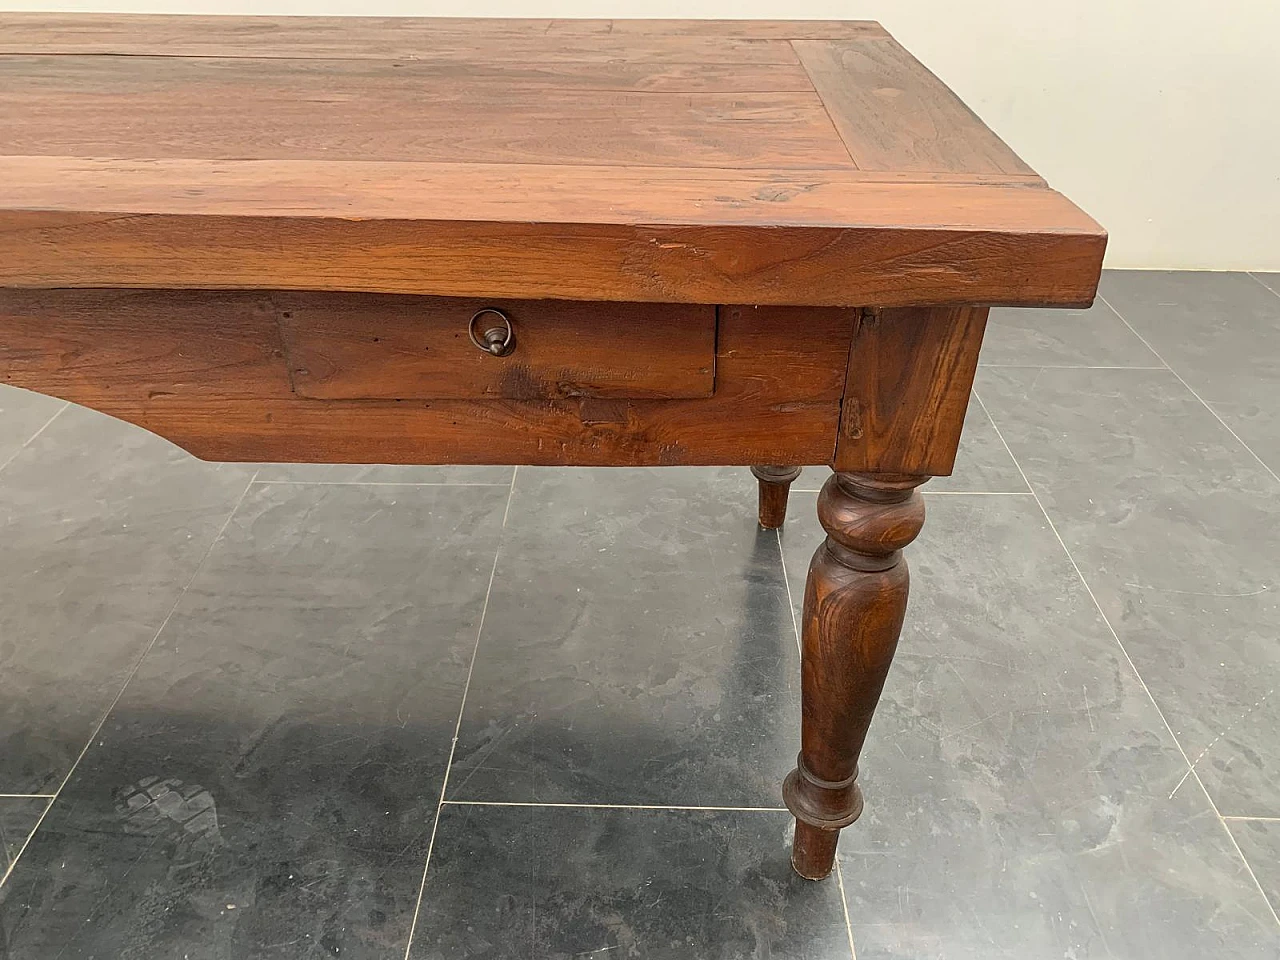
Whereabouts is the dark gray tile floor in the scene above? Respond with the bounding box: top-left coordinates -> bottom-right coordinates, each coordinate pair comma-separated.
0,270 -> 1278,959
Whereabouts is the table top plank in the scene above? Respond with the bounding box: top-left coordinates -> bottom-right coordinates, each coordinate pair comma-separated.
0,14 -> 1106,307
0,56 -> 856,169
0,157 -> 1075,227
0,52 -> 819,95
0,16 -> 813,63
0,14 -> 889,57
0,208 -> 1106,309
793,39 -> 1034,175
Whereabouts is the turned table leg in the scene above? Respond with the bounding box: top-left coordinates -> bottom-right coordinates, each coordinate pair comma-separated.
751,465 -> 802,529
784,472 -> 927,879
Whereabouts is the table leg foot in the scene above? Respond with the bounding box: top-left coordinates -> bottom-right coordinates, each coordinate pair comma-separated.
791,820 -> 842,880
785,472 -> 927,880
751,465 -> 802,529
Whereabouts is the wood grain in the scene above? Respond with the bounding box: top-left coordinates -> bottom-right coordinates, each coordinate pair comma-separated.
0,51 -> 818,94
794,39 -> 1033,175
0,288 -> 291,401
276,294 -> 716,401
0,56 -> 854,168
0,15 -> 889,58
0,293 -> 855,466
0,156 -> 1077,224
605,20 -> 888,39
834,305 -> 989,474
0,18 -> 807,64
0,162 -> 1106,307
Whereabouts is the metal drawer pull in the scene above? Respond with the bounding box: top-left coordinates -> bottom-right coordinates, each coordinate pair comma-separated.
468,308 -> 515,357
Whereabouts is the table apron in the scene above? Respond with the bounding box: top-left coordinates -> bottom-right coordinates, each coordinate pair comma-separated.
0,288 -> 986,475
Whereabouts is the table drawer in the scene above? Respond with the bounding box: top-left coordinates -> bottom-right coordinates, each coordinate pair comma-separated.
276,293 -> 716,401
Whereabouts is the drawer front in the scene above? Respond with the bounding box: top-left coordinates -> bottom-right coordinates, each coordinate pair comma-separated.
276,294 -> 716,401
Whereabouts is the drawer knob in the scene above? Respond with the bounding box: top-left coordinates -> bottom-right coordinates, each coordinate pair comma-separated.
468,308 -> 515,357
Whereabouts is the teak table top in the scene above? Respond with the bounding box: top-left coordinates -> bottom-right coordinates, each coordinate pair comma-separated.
0,14 -> 1105,308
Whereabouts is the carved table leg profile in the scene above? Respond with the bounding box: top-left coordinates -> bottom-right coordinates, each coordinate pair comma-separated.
751,465 -> 802,529
784,472 -> 927,879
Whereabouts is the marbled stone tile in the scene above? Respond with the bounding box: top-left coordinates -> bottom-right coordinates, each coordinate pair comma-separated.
781,492 -> 1279,959
980,282 -> 1160,368
409,805 -> 853,960
0,798 -> 49,871
925,395 -> 1028,494
254,462 -> 514,484
0,482 -> 507,959
449,466 -> 799,806
0,404 -> 257,794
1101,270 -> 1280,474
792,398 -> 1028,496
0,385 -> 64,470
1228,819 -> 1280,920
1100,271 -> 1280,382
979,366 -> 1280,817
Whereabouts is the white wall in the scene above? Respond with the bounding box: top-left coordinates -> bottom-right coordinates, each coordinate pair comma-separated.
3,0 -> 1277,270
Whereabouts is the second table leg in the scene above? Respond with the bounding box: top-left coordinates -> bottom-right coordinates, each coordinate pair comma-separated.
751,465 -> 802,529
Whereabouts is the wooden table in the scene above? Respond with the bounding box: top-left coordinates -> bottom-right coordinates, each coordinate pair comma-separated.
0,15 -> 1105,881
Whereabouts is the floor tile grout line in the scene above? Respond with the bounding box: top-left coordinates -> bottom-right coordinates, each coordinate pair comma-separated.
1166,689 -> 1275,803
0,400 -> 68,477
974,389 -> 1035,494
402,466 -> 517,960
835,859 -> 859,960
973,390 -> 1280,930
0,468 -> 260,890
0,794 -> 56,800
1098,293 -> 1280,486
441,800 -> 791,812
775,527 -> 802,658
1246,272 -> 1280,300
501,465 -> 518,528
1216,798 -> 1280,925
1223,816 -> 1280,822
0,797 -> 53,886
251,479 -> 513,487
